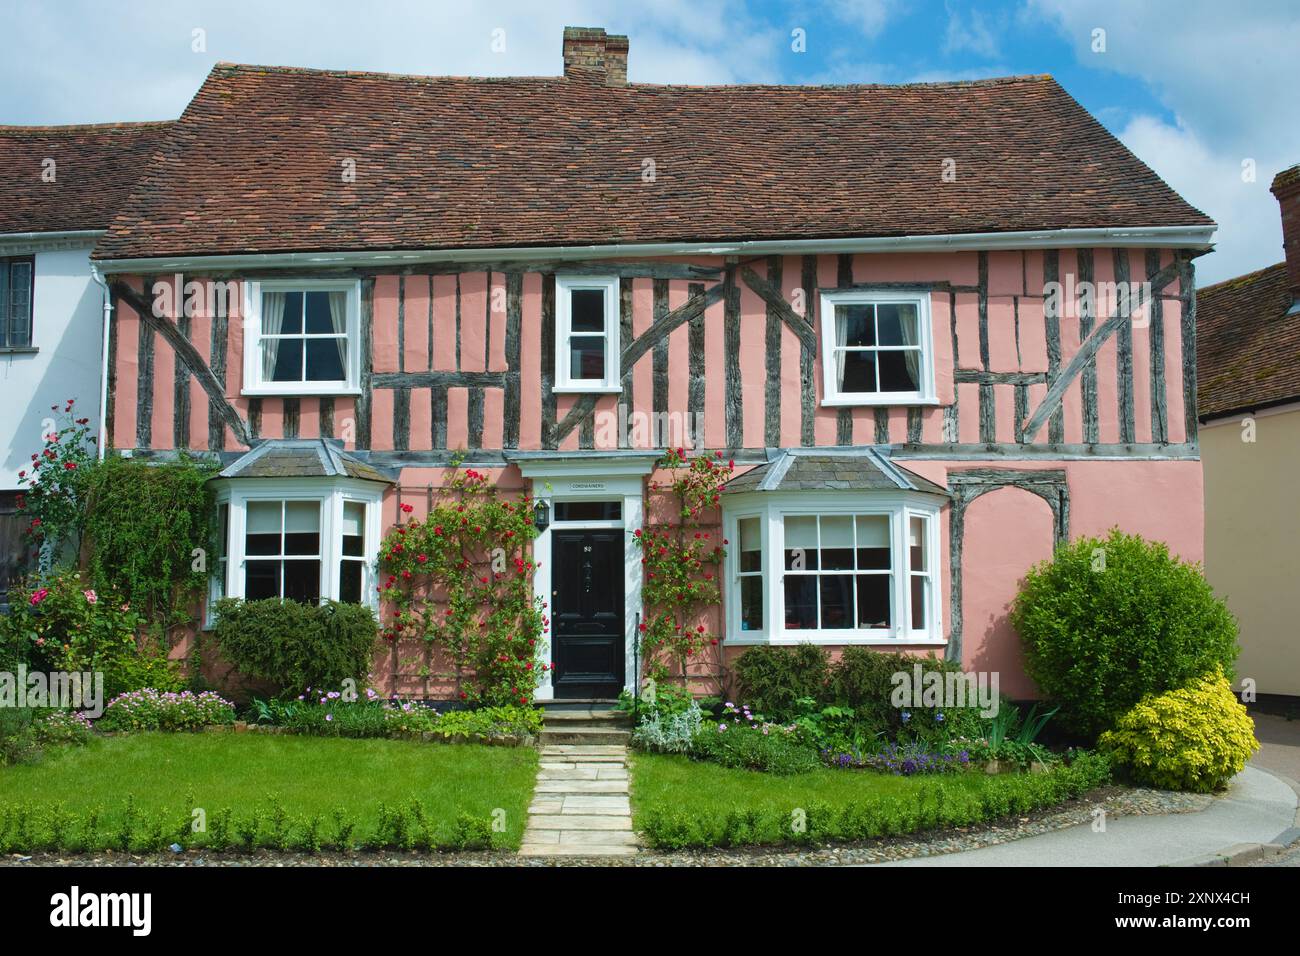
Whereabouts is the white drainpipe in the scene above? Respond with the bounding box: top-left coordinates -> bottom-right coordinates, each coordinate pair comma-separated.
89,263 -> 112,461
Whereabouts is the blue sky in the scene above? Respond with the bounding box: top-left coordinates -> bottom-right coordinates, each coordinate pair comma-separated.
2,0 -> 1297,284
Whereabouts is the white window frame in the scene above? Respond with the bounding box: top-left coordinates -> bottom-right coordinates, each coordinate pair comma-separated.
207,477 -> 383,624
554,274 -> 621,393
242,279 -> 362,396
818,289 -> 937,406
723,491 -> 944,646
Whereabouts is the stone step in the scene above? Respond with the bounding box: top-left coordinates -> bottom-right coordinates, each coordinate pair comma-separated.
536,779 -> 628,794
526,814 -> 635,831
539,749 -> 626,761
539,727 -> 631,747
518,843 -> 638,857
542,709 -> 632,729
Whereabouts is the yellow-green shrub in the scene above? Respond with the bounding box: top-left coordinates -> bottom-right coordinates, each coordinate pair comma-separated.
1099,669 -> 1257,792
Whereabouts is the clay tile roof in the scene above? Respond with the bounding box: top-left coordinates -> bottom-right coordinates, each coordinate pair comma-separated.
218,438 -> 393,483
93,63 -> 1210,261
725,450 -> 948,496
1196,262 -> 1300,419
0,121 -> 173,235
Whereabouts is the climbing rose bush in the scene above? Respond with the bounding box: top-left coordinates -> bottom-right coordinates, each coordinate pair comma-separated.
15,399 -> 96,570
634,448 -> 731,684
378,467 -> 546,706
1099,668 -> 1258,793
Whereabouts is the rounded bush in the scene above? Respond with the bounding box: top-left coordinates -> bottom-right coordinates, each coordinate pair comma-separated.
1010,529 -> 1238,738
1099,669 -> 1257,792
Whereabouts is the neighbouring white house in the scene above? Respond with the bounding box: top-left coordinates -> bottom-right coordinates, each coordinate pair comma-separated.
0,121 -> 171,603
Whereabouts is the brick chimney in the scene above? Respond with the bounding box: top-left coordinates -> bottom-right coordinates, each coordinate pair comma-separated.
562,26 -> 629,87
1270,164 -> 1300,314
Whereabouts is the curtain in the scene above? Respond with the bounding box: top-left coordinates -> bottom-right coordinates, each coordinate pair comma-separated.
328,291 -> 348,377
900,306 -> 921,389
834,305 -> 848,391
261,291 -> 287,380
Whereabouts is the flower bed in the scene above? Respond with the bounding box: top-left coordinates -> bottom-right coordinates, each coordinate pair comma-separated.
97,689 -> 236,733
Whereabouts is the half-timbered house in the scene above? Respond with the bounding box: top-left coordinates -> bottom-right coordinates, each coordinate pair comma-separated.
89,27 -> 1215,700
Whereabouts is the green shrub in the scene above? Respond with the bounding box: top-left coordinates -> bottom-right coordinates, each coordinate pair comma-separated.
0,709 -> 39,766
97,688 -> 236,732
211,598 -> 378,696
80,454 -> 216,635
1100,669 -> 1258,792
692,722 -> 821,775
732,644 -> 830,720
1011,529 -> 1238,738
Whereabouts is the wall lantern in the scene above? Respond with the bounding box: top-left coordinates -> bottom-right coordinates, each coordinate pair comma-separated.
533,498 -> 551,532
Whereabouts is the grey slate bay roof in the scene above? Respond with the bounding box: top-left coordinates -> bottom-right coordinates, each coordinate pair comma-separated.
217,439 -> 393,483
724,449 -> 948,496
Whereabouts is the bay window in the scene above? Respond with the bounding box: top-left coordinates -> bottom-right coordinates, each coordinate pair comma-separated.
210,479 -> 382,611
726,494 -> 942,644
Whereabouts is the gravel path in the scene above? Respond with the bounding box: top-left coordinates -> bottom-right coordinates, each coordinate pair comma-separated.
1,784 -> 1207,867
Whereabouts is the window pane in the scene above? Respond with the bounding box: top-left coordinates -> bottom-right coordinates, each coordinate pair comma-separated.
738,516 -> 762,573
553,501 -> 621,521
569,335 -> 605,380
304,291 -> 336,332
283,560 -> 320,603
342,501 -> 365,557
740,576 -> 763,631
784,516 -> 818,570
245,560 -> 280,600
570,289 -> 605,332
836,304 -> 875,346
266,337 -> 303,382
246,501 -> 281,555
279,291 -> 304,334
216,503 -> 229,561
820,515 -> 854,570
876,303 -> 917,346
909,515 -> 928,571
284,501 -> 320,555
304,337 -> 346,381
856,515 -> 891,569
819,575 -> 854,629
910,576 -> 927,630
837,350 -> 877,393
7,260 -> 33,347
339,560 -> 362,604
857,575 -> 892,629
878,350 -> 920,391
783,576 -> 817,629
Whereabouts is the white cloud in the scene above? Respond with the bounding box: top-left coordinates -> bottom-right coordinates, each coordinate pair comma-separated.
0,0 -> 779,122
824,0 -> 899,38
1117,115 -> 1285,284
1028,0 -> 1300,283
943,2 -> 1001,58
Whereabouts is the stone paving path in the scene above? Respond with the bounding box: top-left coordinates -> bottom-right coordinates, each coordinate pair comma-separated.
518,744 -> 639,857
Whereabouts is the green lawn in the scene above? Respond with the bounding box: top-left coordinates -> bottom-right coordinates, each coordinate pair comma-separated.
0,732 -> 538,851
630,751 -> 1110,848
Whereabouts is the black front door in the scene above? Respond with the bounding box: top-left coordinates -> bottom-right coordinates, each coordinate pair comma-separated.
552,530 -> 625,699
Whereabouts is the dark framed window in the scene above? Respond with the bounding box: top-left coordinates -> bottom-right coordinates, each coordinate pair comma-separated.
0,256 -> 34,349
